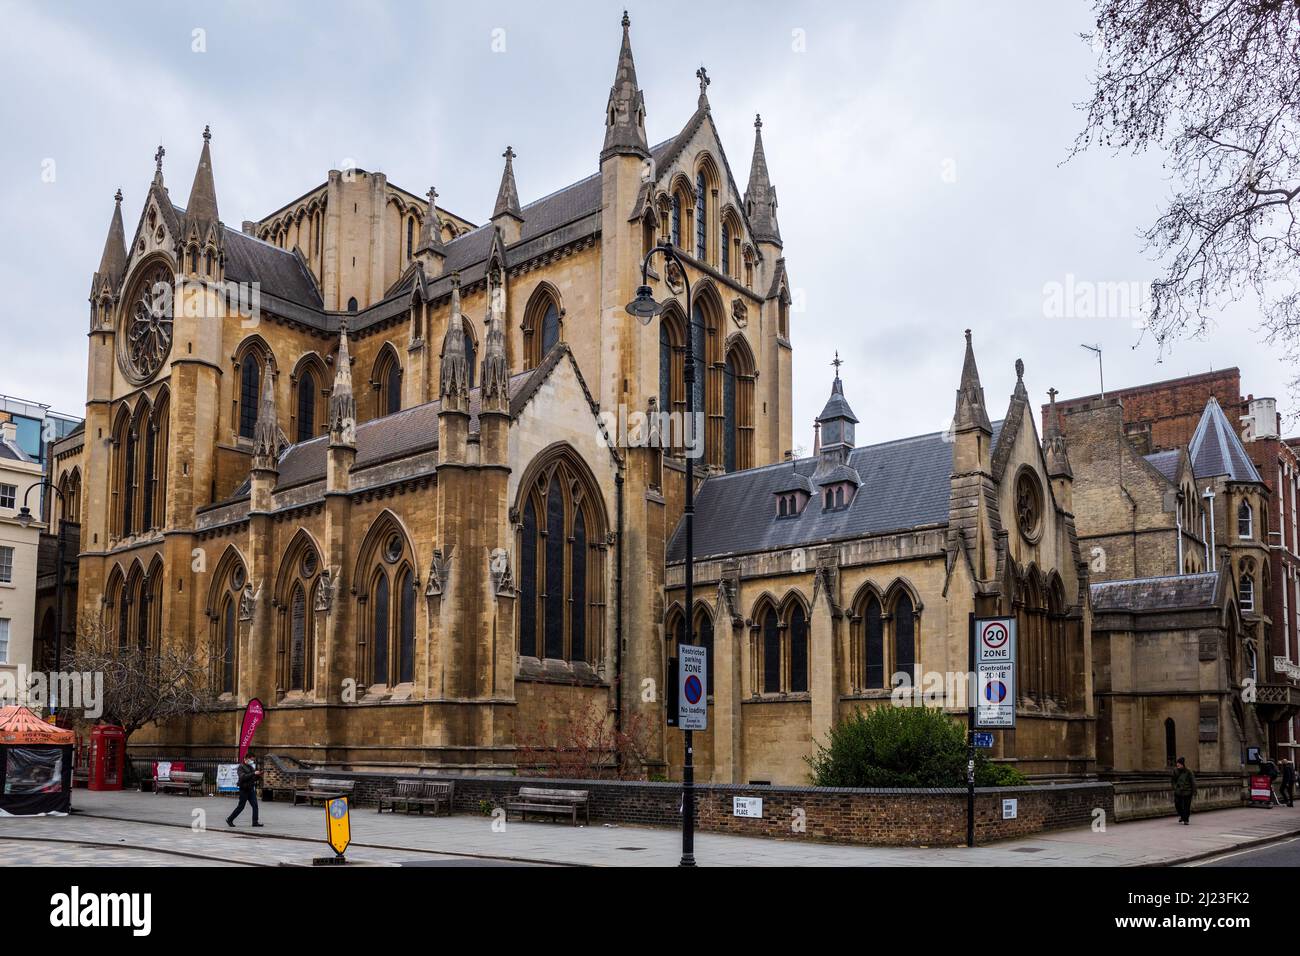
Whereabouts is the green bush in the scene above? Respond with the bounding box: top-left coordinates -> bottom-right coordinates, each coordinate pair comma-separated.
806,706 -> 1027,789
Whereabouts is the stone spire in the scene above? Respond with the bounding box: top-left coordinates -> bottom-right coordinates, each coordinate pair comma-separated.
252,356 -> 279,467
492,146 -> 523,222
416,185 -> 445,256
953,329 -> 992,434
696,65 -> 711,111
744,114 -> 781,246
1043,387 -> 1073,480
440,272 -> 470,408
601,11 -> 649,161
92,189 -> 127,295
481,265 -> 509,411
185,126 -> 220,239
328,320 -> 357,448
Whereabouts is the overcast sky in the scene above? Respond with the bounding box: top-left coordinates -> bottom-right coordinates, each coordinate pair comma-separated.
0,0 -> 1289,447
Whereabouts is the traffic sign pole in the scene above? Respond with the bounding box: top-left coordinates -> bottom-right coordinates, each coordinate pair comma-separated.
967,611 -> 976,848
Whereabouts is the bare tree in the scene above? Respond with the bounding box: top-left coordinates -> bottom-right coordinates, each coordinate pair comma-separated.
64,613 -> 213,747
1074,0 -> 1300,398
515,702 -> 658,780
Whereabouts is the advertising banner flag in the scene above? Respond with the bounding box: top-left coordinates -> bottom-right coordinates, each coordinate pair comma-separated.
238,698 -> 265,762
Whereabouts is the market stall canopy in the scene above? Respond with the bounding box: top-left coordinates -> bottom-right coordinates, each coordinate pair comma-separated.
0,706 -> 75,745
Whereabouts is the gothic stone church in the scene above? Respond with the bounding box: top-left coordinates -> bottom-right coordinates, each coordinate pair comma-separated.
61,16 -> 1094,783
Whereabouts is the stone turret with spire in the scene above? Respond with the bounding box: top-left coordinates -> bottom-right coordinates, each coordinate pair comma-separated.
601,11 -> 649,162
481,265 -> 509,414
183,126 -> 223,276
491,147 -> 524,244
811,353 -> 861,505
948,330 -> 996,580
327,320 -> 357,496
90,189 -> 127,321
439,271 -> 472,471
414,185 -> 446,276
954,329 -> 993,436
1043,386 -> 1074,513
745,114 -> 781,248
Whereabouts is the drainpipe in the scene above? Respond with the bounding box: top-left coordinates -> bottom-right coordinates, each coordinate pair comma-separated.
1176,490 -> 1184,574
1204,486 -> 1217,572
613,471 -> 625,741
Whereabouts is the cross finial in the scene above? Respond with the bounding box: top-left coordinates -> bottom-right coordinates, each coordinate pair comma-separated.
427,185 -> 438,207
1015,358 -> 1025,381
755,113 -> 763,131
831,351 -> 843,375
203,125 -> 211,142
1048,386 -> 1058,404
621,9 -> 629,28
154,144 -> 165,172
114,188 -> 123,204
503,145 -> 516,163
696,65 -> 710,93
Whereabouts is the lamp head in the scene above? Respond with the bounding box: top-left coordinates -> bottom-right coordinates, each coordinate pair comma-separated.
16,506 -> 33,529
625,284 -> 663,325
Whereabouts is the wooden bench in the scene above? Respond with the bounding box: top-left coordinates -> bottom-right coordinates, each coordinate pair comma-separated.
505,786 -> 590,826
378,780 -> 454,816
154,770 -> 205,796
292,777 -> 355,806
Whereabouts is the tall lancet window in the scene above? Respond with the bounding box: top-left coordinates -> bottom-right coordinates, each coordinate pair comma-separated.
239,359 -> 260,439
297,369 -> 317,442
695,172 -> 707,258
516,453 -> 607,667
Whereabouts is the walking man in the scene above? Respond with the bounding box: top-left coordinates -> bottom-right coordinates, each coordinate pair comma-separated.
1172,756 -> 1196,825
226,755 -> 264,828
1282,757 -> 1296,808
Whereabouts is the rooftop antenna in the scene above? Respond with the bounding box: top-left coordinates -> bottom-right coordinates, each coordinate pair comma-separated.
1081,343 -> 1104,398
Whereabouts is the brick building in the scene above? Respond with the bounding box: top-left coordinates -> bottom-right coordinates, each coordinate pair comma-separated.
1050,370 -> 1300,769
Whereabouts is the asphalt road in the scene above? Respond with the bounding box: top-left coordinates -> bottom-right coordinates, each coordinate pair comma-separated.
1197,835 -> 1300,867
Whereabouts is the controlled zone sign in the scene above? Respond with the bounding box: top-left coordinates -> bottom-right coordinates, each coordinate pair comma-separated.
678,644 -> 707,731
975,617 -> 1016,729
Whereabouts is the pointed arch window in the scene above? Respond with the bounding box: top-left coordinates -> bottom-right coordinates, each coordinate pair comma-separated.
893,592 -> 916,684
695,172 -> 707,259
721,221 -> 731,275
516,454 -> 607,667
1238,500 -> 1254,540
374,350 -> 402,418
221,596 -> 237,693
398,567 -> 416,684
1165,718 -> 1177,767
464,330 -> 477,390
122,424 -> 137,534
297,368 -> 317,442
761,608 -> 781,694
209,555 -> 246,696
289,583 -> 307,691
789,604 -> 808,693
371,572 -> 390,684
671,194 -> 682,247
141,418 -> 156,531
239,357 -> 260,439
862,595 -> 885,689
406,216 -> 415,260
524,287 -> 562,368
723,354 -> 737,473
1240,572 -> 1255,612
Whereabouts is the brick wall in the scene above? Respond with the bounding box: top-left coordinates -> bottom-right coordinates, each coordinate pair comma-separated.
260,756 -> 1112,846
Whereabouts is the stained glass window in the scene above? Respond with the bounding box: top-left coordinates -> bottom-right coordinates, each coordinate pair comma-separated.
372,573 -> 389,684
721,222 -> 730,274
894,593 -> 915,683
290,584 -> 306,690
671,194 -> 681,246
297,370 -> 316,442
520,498 -> 538,657
123,427 -> 137,534
541,302 -> 559,358
571,510 -> 586,663
239,359 -> 259,439
864,597 -> 884,689
398,568 -> 415,683
723,354 -> 737,472
789,605 -> 808,693
695,172 -> 707,257
763,609 -> 780,693
544,479 -> 564,660
222,597 -> 235,692
142,421 -> 155,530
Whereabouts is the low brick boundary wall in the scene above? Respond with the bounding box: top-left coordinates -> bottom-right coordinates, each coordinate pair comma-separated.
259,756 -> 1112,846
1112,775 -> 1245,821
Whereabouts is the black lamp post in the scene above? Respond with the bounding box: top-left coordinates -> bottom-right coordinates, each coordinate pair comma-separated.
17,481 -> 67,712
626,239 -> 697,868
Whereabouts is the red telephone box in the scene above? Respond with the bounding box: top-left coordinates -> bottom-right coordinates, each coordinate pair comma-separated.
88,725 -> 126,791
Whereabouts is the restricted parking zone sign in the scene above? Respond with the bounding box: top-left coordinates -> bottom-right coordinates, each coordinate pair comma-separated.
975,617 -> 1016,729
678,644 -> 707,731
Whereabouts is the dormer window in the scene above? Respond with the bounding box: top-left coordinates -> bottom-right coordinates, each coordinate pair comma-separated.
775,491 -> 808,518
822,482 -> 855,511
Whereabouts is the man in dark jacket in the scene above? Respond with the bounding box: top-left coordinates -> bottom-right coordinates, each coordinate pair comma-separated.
226,756 -> 263,828
1172,756 -> 1196,825
1281,758 -> 1296,808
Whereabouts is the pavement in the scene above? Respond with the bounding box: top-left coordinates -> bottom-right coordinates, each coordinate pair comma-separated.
3,789 -> 1300,867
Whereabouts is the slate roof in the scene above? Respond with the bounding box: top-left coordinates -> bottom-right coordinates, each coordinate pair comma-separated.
667,422 -> 1003,563
1090,572 -> 1222,613
223,228 -> 322,308
1143,449 -> 1181,484
273,370 -> 536,491
1189,397 -> 1262,483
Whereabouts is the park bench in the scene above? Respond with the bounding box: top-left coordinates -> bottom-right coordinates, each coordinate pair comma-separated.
154,770 -> 205,796
377,779 -> 454,816
504,786 -> 590,826
292,777 -> 355,806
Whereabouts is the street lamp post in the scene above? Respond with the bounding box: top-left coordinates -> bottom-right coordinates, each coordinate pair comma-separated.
17,480 -> 67,712
626,239 -> 697,868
